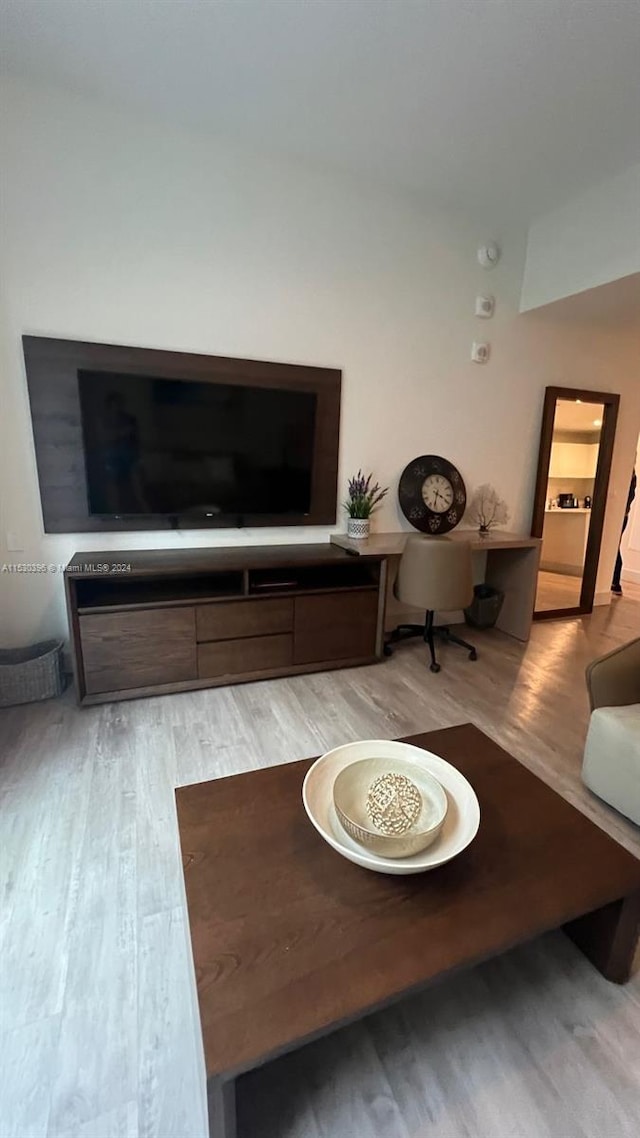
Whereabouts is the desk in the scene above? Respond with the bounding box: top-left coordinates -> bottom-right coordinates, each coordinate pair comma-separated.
331,530 -> 541,642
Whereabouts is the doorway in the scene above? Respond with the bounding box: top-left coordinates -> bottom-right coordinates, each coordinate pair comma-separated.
531,386 -> 619,619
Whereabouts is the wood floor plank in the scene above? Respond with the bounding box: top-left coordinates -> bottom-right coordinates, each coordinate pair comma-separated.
54,1101 -> 138,1138
1,588 -> 640,1137
137,907 -> 207,1138
0,713 -> 97,1028
478,941 -> 640,1138
0,1015 -> 60,1138
132,710 -> 184,920
47,706 -> 138,1133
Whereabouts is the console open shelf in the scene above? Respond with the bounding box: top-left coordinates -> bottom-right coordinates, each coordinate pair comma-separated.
75,572 -> 245,613
247,561 -> 378,595
65,543 -> 387,704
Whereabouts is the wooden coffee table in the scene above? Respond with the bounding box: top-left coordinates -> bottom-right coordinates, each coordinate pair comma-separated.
176,723 -> 640,1138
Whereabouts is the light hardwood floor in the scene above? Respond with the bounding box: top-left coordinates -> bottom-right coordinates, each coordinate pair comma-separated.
535,572 -> 640,612
1,592 -> 640,1138
535,568 -> 583,610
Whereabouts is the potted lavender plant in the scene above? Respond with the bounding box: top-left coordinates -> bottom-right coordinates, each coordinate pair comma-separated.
343,470 -> 388,540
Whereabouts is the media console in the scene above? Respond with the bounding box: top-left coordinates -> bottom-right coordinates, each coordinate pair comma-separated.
64,545 -> 388,705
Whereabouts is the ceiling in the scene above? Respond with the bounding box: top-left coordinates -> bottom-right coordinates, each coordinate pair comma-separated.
1,0 -> 640,223
554,400 -> 605,434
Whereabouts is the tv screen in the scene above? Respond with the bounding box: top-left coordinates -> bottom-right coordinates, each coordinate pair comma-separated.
78,370 -> 318,520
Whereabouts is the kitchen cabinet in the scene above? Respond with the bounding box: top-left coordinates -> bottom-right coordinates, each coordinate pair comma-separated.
549,442 -> 599,479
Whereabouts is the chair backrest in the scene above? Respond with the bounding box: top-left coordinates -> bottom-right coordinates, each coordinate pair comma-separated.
396,536 -> 474,612
585,636 -> 640,710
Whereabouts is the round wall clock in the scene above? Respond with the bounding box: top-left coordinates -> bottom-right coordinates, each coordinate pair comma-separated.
398,455 -> 466,534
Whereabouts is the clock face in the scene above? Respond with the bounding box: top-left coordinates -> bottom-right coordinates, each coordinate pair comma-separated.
421,474 -> 454,514
398,455 -> 466,535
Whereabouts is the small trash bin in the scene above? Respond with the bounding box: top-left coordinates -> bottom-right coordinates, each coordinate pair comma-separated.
0,639 -> 65,707
464,584 -> 504,630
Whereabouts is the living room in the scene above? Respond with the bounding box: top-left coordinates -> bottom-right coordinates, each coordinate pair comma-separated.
1,2 -> 640,1137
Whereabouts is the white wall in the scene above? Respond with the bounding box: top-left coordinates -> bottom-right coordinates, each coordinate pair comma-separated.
1,78 -> 639,645
520,163 -> 640,312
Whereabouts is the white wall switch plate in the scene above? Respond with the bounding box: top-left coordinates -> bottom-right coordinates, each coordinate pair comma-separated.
7,531 -> 24,551
475,295 -> 495,318
471,341 -> 490,363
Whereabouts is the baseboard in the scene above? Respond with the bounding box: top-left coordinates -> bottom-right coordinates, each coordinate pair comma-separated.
539,560 -> 582,577
621,568 -> 640,584
593,591 -> 612,607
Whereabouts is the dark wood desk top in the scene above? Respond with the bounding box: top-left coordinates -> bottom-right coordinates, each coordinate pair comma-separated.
331,529 -> 541,555
65,543 -> 385,579
176,723 -> 640,1080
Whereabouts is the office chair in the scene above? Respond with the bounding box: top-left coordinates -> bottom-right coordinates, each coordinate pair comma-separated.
387,536 -> 477,673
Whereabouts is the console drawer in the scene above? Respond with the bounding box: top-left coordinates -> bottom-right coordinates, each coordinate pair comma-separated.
196,598 -> 293,642
81,607 -> 196,694
294,590 -> 378,664
197,634 -> 293,678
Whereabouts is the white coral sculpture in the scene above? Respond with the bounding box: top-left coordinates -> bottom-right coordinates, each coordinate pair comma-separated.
466,484 -> 510,532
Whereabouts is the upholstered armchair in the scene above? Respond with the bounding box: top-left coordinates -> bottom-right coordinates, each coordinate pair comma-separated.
582,638 -> 640,826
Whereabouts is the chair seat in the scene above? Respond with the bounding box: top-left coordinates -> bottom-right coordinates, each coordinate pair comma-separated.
582,704 -> 640,826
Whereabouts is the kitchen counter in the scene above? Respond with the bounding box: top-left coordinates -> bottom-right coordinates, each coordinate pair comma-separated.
541,509 -> 592,575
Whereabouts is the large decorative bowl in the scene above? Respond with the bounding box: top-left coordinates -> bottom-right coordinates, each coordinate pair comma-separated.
302,739 -> 480,876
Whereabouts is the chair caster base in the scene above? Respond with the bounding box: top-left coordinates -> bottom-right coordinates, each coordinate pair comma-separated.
429,662 -> 441,673
383,643 -> 394,657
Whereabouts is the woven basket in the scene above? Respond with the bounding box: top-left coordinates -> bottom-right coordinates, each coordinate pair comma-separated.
0,639 -> 65,707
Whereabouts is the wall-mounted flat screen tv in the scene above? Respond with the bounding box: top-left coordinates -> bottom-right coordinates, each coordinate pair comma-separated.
23,336 -> 341,533
78,370 -> 319,522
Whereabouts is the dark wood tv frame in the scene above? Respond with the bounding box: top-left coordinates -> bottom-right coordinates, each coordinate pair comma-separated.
22,336 -> 341,533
